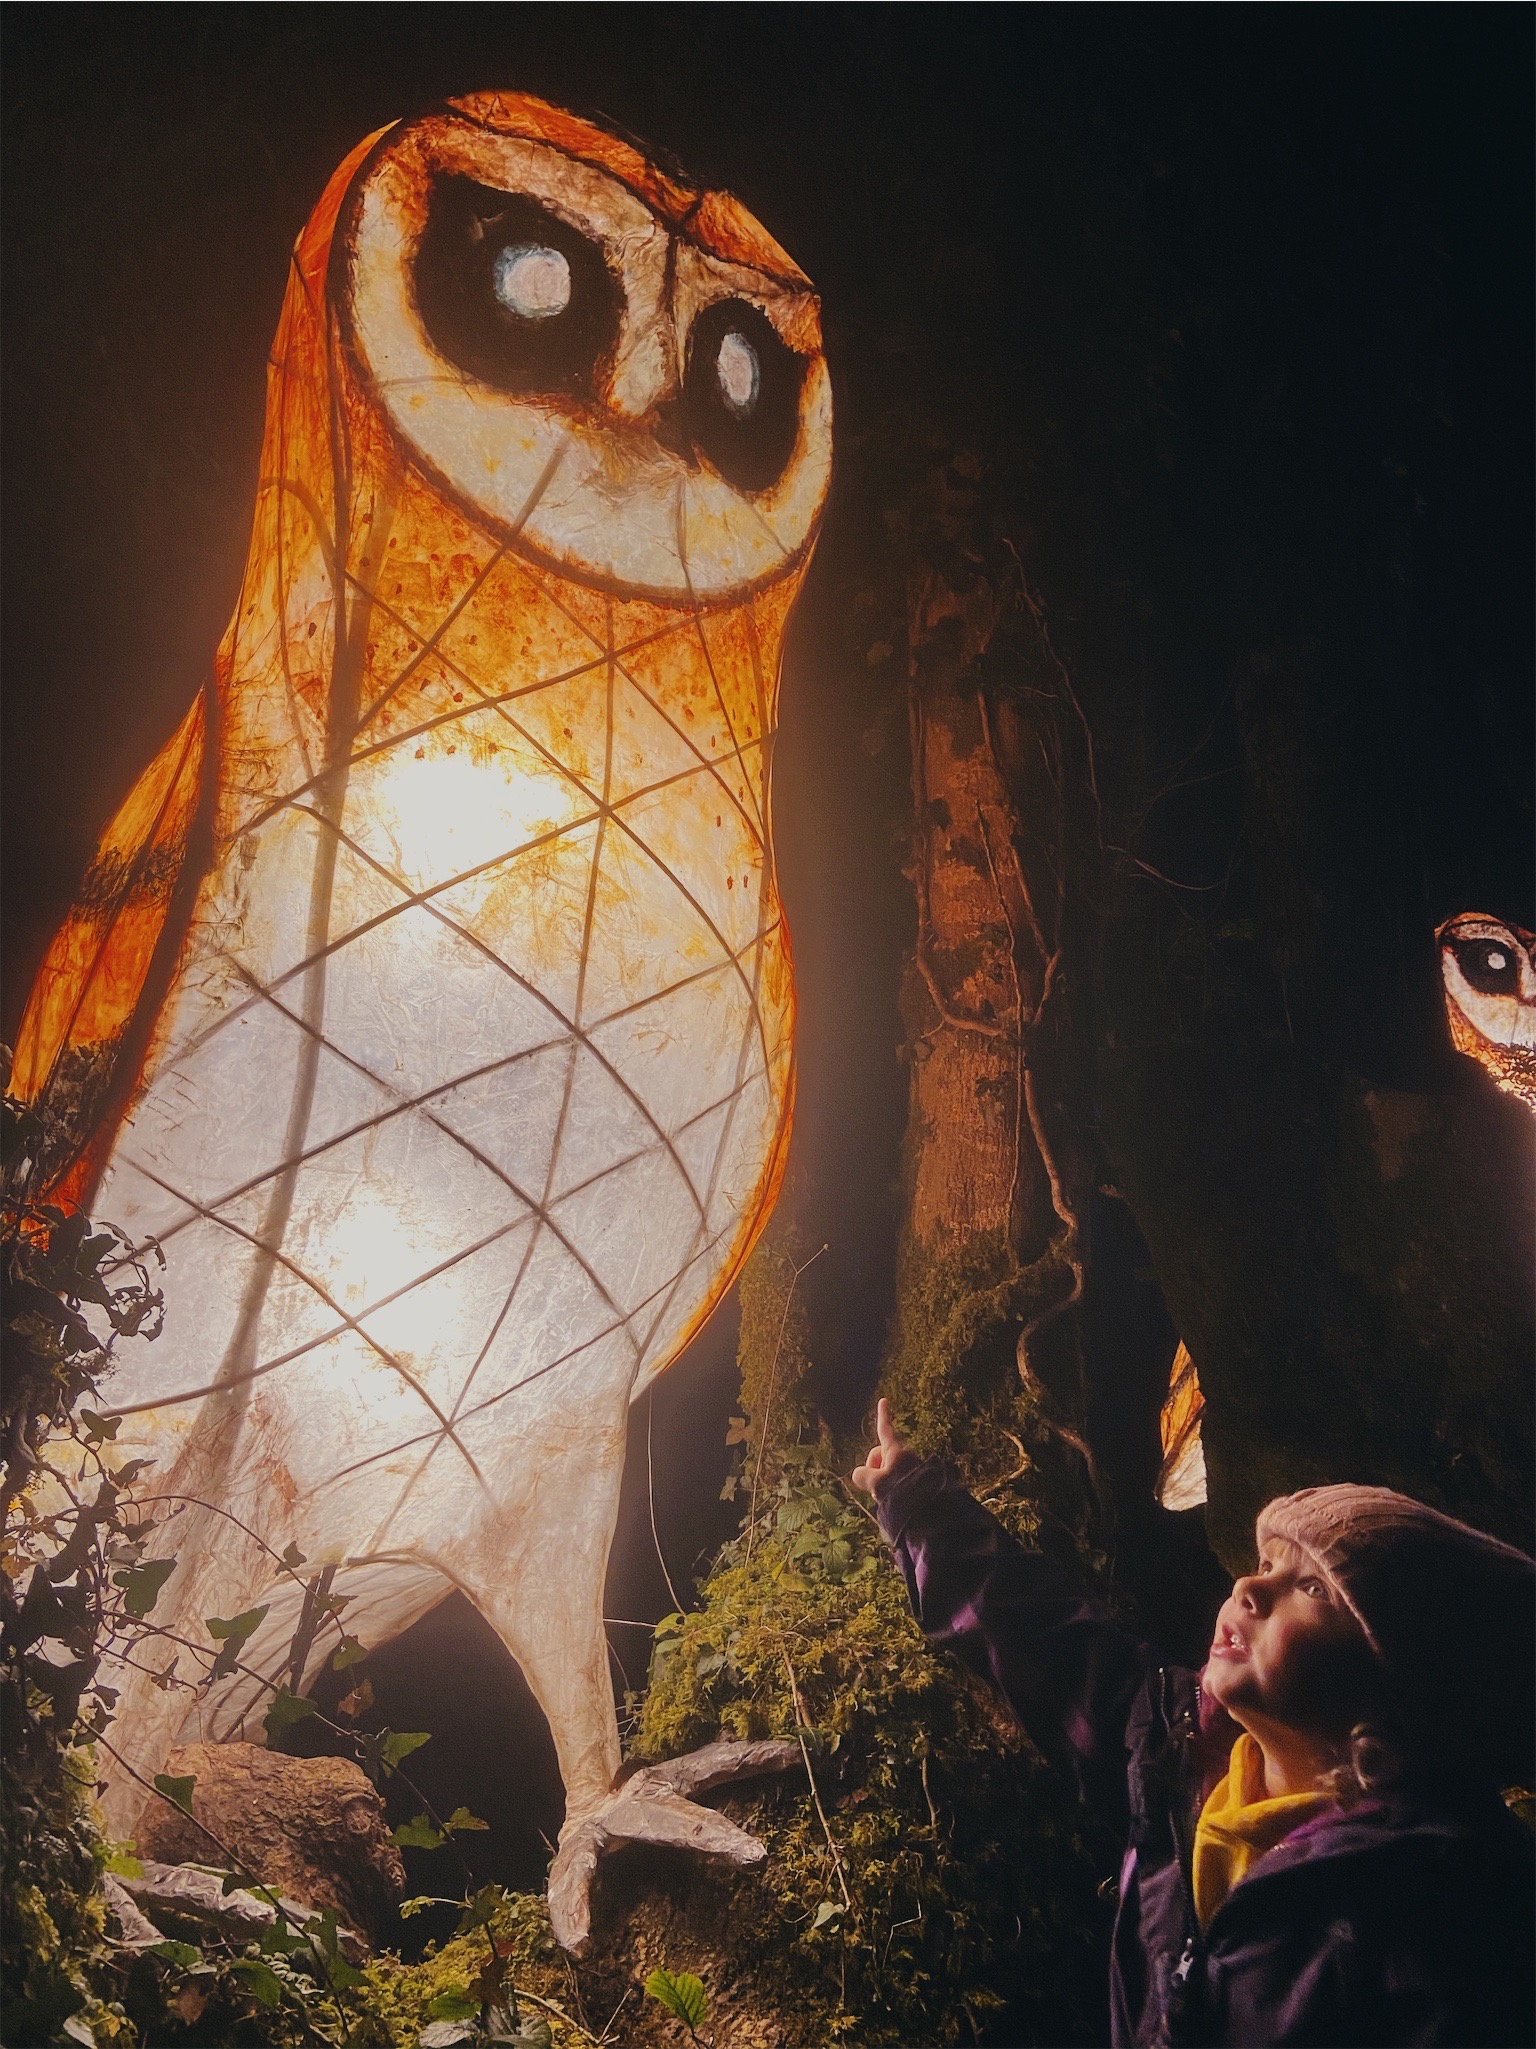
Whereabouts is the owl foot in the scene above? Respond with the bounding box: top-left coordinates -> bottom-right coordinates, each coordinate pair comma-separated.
547,1737 -> 802,1953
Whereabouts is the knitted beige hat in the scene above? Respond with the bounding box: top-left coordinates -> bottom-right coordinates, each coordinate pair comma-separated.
1256,1483 -> 1535,1785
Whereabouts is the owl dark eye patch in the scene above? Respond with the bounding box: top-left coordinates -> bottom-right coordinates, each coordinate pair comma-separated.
1451,937 -> 1522,997
683,299 -> 805,495
414,175 -> 622,398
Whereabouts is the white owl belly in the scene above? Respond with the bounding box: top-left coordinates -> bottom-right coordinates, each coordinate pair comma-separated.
93,743 -> 789,1542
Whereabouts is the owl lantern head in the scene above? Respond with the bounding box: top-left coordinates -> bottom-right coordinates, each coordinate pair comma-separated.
337,93 -> 832,601
1437,913 -> 1536,1112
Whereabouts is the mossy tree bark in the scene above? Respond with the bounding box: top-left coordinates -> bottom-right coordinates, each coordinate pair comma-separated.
881,452 -> 1104,1537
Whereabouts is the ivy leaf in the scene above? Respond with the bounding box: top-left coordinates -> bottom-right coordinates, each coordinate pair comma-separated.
280,1542 -> 307,1570
811,1899 -> 844,1930
308,1907 -> 348,1963
79,1408 -> 120,1442
391,1813 -> 446,1851
427,1985 -> 481,2023
207,1605 -> 269,1680
153,1773 -> 196,1815
644,1968 -> 708,2029
258,1920 -> 308,1955
453,1885 -> 504,1936
114,1556 -> 176,1619
228,1956 -> 283,2008
724,1415 -> 750,1446
444,1806 -> 489,1834
148,1939 -> 204,1969
381,1728 -> 432,1770
207,1605 -> 269,1641
262,1686 -> 317,1741
331,1636 -> 368,1670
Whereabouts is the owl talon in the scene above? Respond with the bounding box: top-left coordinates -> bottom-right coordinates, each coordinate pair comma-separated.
547,1737 -> 802,1953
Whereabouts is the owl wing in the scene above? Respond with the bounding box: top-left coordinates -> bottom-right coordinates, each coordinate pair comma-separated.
10,681 -> 216,1208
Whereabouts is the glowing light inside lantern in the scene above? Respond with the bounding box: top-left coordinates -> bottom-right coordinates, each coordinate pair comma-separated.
368,748 -> 569,898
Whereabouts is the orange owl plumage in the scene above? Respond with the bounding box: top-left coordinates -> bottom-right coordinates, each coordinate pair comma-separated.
13,95 -> 831,1945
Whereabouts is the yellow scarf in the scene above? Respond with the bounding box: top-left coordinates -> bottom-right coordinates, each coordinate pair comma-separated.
1191,1733 -> 1331,1930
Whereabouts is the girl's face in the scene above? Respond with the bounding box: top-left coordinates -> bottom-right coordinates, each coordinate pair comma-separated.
1202,1536 -> 1375,1738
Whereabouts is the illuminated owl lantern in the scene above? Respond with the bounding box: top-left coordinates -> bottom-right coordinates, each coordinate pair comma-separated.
1437,913 -> 1536,1112
13,94 -> 830,1943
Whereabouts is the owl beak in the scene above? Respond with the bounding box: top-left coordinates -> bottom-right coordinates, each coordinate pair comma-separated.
648,395 -> 697,469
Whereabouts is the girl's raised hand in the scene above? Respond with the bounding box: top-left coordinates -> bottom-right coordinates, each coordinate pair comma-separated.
851,1397 -> 915,1496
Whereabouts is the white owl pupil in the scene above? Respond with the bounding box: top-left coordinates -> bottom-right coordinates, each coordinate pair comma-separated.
492,243 -> 571,320
717,330 -> 760,416
1487,949 -> 1508,971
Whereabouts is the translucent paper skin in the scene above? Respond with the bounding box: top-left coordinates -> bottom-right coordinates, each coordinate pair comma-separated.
1154,1341 -> 1207,1513
13,94 -> 831,1839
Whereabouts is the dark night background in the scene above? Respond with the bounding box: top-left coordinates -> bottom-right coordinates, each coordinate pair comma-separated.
3,3 -> 1531,1918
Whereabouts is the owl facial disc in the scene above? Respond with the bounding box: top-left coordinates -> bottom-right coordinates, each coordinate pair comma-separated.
338,104 -> 832,604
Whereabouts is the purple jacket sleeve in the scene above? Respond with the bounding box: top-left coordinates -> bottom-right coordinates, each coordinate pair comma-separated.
875,1456 -> 1148,1832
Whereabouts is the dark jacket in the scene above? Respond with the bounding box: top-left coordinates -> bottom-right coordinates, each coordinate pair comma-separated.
875,1457 -> 1536,2048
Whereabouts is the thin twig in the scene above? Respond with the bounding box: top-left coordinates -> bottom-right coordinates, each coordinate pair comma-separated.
779,1645 -> 851,1909
646,1388 -> 683,1614
510,1985 -> 604,2045
596,1984 -> 635,2046
1002,538 -> 1103,829
976,1430 -> 1031,1502
284,1563 -> 336,1698
919,1751 -> 940,1836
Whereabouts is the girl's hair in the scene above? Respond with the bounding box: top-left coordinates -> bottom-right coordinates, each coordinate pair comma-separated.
1320,1720 -> 1409,1806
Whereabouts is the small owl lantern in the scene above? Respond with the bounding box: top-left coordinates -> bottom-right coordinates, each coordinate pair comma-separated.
1437,913 -> 1536,1113
13,95 -> 831,1945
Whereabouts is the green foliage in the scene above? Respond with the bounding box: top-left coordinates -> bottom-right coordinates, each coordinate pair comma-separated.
633,1439 -> 1106,2046
113,1557 -> 177,1621
152,1773 -> 196,1816
379,1731 -> 433,1771
391,1816 -> 447,1853
644,1967 -> 709,2036
262,1687 -> 319,1743
355,1890 -> 593,2048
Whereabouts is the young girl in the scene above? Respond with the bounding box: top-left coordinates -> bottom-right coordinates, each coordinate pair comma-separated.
853,1400 -> 1535,2047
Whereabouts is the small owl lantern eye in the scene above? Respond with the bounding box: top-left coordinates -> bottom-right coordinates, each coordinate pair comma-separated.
1453,937 -> 1518,997
716,330 -> 760,415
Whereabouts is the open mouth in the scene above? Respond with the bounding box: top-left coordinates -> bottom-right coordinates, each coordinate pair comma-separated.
1208,1622 -> 1249,1661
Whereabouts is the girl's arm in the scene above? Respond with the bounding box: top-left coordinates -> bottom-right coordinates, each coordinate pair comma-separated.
860,1409 -> 1147,1833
